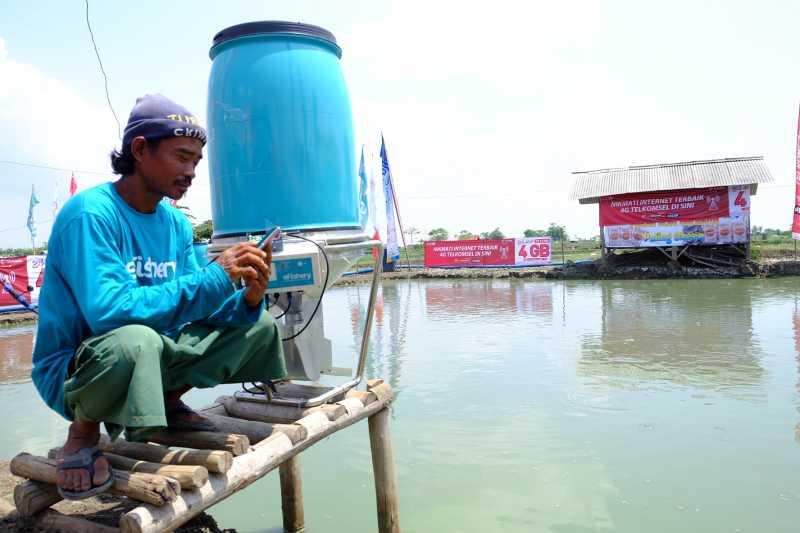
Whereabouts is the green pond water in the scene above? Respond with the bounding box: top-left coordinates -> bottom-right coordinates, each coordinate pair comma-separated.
1,278 -> 799,532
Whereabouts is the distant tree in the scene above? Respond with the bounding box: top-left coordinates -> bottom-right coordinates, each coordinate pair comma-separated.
480,227 -> 505,240
523,229 -> 547,238
456,230 -> 477,240
404,226 -> 420,244
546,223 -> 567,241
427,227 -> 449,241
193,220 -> 213,241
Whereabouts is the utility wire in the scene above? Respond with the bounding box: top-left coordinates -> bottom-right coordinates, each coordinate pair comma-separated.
0,159 -> 107,176
85,0 -> 121,140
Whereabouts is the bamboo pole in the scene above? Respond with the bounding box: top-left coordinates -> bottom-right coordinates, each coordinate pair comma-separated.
120,384 -> 394,533
9,453 -> 180,506
145,430 -> 250,456
279,455 -> 304,533
98,436 -> 232,474
368,407 -> 400,533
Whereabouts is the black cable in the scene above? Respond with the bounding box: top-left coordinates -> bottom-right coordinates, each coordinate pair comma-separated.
280,233 -> 329,341
84,0 -> 121,140
0,159 -> 107,176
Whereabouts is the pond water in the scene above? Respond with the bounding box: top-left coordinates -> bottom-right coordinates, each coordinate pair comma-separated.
1,278 -> 799,532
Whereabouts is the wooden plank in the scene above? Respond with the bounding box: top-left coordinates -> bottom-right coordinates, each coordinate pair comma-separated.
279,455 -> 304,533
145,430 -> 249,456
13,480 -> 61,517
98,436 -> 232,474
47,448 -> 208,491
120,387 -> 393,533
368,408 -> 401,533
10,453 -> 180,507
104,453 -> 208,490
219,395 -> 345,424
200,412 -> 308,445
345,388 -> 377,406
27,508 -> 119,532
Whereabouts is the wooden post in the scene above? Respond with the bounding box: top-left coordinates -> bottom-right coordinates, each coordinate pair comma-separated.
600,229 -> 606,259
368,408 -> 400,533
279,455 -> 304,532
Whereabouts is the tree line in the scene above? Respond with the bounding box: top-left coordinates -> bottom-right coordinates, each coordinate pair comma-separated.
422,223 -> 569,242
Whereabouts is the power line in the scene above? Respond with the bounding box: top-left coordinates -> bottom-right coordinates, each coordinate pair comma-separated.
0,219 -> 54,234
0,159 -> 107,176
84,0 -> 122,140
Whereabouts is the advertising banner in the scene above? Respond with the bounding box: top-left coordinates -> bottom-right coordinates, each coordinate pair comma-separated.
0,256 -> 30,308
793,104 -> 800,240
26,255 -> 45,303
514,237 -> 552,266
601,186 -> 750,248
424,237 -> 553,267
424,239 -> 515,267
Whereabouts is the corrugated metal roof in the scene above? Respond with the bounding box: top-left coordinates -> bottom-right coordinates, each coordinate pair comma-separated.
570,156 -> 773,204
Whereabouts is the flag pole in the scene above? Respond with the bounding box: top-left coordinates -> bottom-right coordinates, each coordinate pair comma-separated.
382,135 -> 412,272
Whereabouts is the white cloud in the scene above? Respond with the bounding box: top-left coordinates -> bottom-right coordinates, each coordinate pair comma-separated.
0,37 -> 213,246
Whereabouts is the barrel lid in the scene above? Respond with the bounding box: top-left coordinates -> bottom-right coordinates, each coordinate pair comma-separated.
212,21 -> 338,50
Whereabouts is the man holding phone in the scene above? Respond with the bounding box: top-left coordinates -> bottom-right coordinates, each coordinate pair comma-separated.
31,95 -> 286,499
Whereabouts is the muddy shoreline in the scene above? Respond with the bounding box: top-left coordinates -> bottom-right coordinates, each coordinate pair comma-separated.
335,259 -> 800,285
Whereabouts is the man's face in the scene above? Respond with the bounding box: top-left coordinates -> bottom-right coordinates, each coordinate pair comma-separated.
133,136 -> 204,200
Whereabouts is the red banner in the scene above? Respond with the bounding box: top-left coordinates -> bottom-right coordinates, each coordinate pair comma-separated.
600,187 -> 730,226
793,105 -> 800,239
0,256 -> 30,308
424,239 -> 515,267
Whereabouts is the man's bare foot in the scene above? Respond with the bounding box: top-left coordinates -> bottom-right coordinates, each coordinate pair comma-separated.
56,420 -> 110,493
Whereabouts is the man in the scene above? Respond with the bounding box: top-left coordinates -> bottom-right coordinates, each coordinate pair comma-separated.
32,94 -> 287,500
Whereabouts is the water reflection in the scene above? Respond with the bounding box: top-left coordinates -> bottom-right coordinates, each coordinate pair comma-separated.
425,280 -> 553,318
0,324 -> 34,383
579,281 -> 764,392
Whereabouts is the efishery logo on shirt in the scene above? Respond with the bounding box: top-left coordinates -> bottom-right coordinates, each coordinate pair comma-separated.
126,256 -> 177,280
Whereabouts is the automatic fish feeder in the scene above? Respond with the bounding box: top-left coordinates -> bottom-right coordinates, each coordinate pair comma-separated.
205,22 -> 382,407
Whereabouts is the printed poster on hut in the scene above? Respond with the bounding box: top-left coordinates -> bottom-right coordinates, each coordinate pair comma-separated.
600,185 -> 750,248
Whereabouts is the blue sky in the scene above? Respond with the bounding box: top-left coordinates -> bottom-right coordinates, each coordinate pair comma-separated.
1,0 -> 799,247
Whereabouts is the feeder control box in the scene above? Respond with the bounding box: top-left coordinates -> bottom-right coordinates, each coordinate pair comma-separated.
266,241 -> 323,294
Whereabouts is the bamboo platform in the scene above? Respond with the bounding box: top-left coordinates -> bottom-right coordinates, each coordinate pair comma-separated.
8,378 -> 399,532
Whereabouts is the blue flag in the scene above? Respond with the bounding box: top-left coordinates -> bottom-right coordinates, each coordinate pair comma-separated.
27,184 -> 40,240
380,136 -> 400,262
358,146 -> 369,229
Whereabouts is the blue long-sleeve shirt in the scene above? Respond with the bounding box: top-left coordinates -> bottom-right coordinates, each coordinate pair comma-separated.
32,182 -> 262,419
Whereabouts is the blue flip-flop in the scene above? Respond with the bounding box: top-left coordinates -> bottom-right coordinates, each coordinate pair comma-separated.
56,446 -> 114,500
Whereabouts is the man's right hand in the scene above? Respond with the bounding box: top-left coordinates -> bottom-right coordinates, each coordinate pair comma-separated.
216,242 -> 270,289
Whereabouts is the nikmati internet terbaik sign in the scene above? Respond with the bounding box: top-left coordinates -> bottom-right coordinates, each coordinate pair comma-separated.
600,185 -> 750,248
424,237 -> 552,267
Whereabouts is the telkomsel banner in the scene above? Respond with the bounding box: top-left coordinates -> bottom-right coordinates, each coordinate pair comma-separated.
0,257 -> 30,309
424,237 -> 552,267
601,186 -> 750,248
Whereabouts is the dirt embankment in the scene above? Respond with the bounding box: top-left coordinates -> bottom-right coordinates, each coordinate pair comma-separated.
334,259 -> 800,283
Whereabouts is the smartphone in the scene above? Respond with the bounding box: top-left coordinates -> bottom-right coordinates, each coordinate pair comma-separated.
257,227 -> 281,251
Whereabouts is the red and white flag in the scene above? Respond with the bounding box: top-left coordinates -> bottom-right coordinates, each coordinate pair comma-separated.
794,105 -> 800,240
69,174 -> 78,197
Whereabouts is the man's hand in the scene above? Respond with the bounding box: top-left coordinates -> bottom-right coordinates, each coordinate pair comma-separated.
216,242 -> 271,308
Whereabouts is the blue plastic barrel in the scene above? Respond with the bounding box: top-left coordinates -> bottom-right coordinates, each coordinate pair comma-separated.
207,21 -> 358,237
